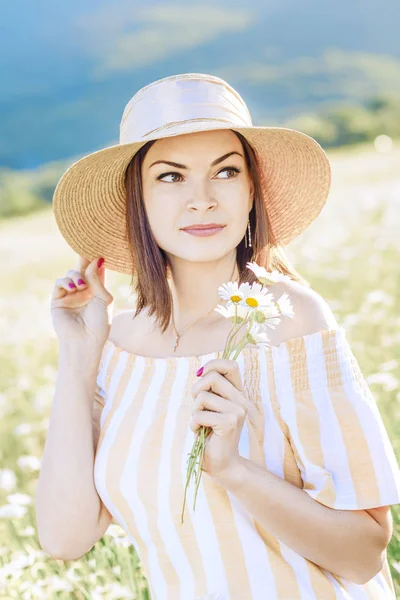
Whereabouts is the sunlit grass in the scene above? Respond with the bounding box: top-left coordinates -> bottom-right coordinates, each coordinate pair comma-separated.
1,141 -> 399,598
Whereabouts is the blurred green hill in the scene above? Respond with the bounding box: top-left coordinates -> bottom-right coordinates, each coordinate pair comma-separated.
1,0 -> 400,170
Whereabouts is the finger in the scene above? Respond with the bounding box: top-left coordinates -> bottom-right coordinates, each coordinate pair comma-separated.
192,371 -> 237,402
78,256 -> 108,289
99,260 -> 108,289
192,390 -> 237,416
66,269 -> 88,289
197,359 -> 244,393
56,276 -> 78,292
84,258 -> 113,306
192,392 -> 247,419
192,370 -> 246,410
51,276 -> 79,301
190,410 -> 233,433
77,255 -> 91,274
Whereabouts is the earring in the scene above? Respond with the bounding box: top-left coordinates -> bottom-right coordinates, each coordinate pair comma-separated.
245,217 -> 252,248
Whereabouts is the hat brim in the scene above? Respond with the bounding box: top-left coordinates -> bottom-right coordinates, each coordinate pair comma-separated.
52,122 -> 331,274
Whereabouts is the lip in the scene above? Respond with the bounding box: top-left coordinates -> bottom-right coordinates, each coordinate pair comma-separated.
182,223 -> 225,231
181,224 -> 225,237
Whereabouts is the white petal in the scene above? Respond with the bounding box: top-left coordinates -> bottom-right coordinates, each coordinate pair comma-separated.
246,261 -> 269,278
214,305 -> 230,319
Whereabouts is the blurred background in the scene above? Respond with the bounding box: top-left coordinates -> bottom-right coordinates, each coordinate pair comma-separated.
1,1 -> 400,598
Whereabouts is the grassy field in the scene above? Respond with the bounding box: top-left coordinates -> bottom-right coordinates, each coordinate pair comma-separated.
0,140 -> 400,598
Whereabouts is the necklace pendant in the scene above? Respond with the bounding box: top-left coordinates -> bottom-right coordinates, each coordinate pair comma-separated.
173,335 -> 180,352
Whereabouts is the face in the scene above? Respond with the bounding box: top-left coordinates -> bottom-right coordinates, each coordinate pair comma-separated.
141,129 -> 254,265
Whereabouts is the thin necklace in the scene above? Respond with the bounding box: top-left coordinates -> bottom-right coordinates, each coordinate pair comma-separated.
170,262 -> 238,352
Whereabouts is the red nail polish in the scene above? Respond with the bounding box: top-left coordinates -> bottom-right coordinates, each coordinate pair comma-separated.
97,258 -> 104,268
69,282 -> 76,289
196,367 -> 204,377
77,278 -> 85,285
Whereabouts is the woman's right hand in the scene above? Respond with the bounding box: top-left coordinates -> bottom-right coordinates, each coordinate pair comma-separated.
50,256 -> 114,351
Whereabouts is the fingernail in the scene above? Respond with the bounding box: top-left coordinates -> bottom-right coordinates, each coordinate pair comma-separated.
97,258 -> 104,268
196,367 -> 204,377
69,282 -> 76,289
77,279 -> 85,285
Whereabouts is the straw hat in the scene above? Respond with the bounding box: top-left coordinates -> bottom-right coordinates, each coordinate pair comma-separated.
52,72 -> 331,274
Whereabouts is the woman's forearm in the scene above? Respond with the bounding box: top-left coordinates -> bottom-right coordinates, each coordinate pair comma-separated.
214,456 -> 387,584
35,343 -> 103,557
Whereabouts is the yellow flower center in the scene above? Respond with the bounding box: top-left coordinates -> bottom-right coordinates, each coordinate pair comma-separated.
230,295 -> 242,303
246,297 -> 259,307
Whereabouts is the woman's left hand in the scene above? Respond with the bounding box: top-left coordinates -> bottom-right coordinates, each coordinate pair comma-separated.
190,359 -> 248,483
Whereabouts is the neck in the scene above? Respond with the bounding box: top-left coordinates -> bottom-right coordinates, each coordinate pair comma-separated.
168,254 -> 239,333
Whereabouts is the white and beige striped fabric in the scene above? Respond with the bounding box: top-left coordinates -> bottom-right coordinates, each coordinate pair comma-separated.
93,327 -> 400,600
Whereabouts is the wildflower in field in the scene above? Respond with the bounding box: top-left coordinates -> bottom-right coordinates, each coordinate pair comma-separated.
14,423 -> 34,436
104,524 -> 126,539
6,493 -> 32,506
0,468 -> 17,491
17,455 -> 41,471
19,526 -> 36,537
0,504 -> 27,518
91,583 -> 134,599
366,372 -> 399,392
46,576 -> 74,592
364,289 -> 393,306
380,360 -> 399,372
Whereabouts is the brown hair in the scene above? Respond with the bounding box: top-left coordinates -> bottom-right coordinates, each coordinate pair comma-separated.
124,130 -> 309,334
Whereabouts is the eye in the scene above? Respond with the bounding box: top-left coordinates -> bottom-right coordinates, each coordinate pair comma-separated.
155,166 -> 242,183
216,166 -> 242,178
156,171 -> 183,183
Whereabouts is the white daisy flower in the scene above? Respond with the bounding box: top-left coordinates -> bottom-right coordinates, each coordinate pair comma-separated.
266,316 -> 282,329
214,303 -> 251,323
263,314 -> 282,329
253,308 -> 281,328
252,302 -> 280,323
246,262 -> 291,286
239,282 -> 275,310
276,292 -> 295,318
248,322 -> 271,346
217,281 -> 243,304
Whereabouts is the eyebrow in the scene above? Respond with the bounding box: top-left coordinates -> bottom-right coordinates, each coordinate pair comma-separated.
148,151 -> 244,170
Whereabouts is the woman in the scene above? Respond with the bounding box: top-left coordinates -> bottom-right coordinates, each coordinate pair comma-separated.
36,73 -> 400,599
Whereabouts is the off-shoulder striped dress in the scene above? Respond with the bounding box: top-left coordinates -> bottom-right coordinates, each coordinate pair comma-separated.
93,327 -> 400,600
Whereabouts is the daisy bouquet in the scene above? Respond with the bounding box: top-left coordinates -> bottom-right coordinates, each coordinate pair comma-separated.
181,262 -> 295,524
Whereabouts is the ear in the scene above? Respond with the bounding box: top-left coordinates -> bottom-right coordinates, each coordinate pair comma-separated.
249,185 -> 254,211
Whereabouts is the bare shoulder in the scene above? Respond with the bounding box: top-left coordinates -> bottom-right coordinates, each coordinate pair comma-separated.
108,308 -> 149,346
267,278 -> 339,343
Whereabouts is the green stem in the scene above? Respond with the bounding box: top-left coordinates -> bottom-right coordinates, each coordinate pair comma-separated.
231,316 -> 255,360
223,312 -> 252,359
223,305 -> 241,357
224,324 -> 241,358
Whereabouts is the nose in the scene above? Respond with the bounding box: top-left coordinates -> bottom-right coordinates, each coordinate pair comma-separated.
187,181 -> 217,210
